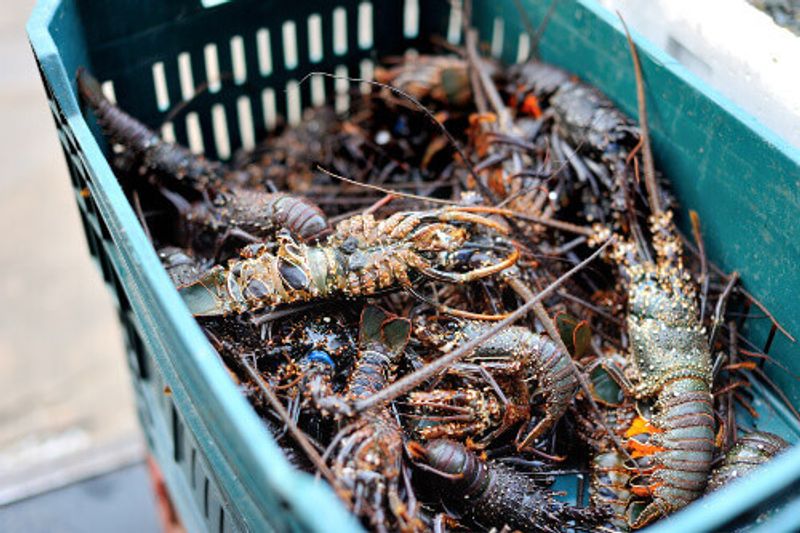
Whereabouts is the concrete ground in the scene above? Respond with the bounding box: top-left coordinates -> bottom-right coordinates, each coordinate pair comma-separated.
0,462 -> 158,533
0,0 -> 144,509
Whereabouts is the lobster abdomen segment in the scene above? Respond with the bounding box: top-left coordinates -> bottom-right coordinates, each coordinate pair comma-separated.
629,377 -> 715,529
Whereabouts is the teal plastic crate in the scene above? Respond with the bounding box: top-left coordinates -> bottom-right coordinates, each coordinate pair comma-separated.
27,0 -> 800,531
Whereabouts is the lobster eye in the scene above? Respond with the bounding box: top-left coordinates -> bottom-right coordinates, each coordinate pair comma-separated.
278,258 -> 309,290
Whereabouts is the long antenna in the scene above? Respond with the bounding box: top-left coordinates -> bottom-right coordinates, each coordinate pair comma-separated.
353,237 -> 614,413
618,13 -> 661,216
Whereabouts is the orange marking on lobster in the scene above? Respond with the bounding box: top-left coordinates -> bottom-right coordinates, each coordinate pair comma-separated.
630,482 -> 662,498
624,416 -> 663,438
521,94 -> 542,119
627,439 -> 666,459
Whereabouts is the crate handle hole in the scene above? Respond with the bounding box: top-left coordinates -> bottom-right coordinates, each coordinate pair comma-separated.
201,0 -> 231,8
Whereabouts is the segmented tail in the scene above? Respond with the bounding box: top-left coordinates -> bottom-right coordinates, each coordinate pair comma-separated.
346,306 -> 411,401
628,377 -> 715,529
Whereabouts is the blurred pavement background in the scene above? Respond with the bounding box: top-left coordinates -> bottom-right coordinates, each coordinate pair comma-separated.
0,1 -> 153,528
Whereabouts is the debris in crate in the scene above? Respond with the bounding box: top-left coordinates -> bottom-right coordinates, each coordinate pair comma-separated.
78,18 -> 798,532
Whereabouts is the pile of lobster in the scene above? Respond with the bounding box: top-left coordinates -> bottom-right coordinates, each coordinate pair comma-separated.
78,23 -> 796,532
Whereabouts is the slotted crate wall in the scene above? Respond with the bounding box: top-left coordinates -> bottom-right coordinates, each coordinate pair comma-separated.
78,0 -> 418,162
28,0 -> 800,531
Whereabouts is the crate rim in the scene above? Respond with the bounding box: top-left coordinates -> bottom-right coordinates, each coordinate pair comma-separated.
26,0 -> 800,531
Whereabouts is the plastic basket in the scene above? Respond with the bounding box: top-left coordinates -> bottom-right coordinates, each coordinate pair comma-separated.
26,0 -> 800,531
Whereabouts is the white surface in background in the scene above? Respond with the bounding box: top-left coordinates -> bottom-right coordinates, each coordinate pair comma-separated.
599,0 -> 800,149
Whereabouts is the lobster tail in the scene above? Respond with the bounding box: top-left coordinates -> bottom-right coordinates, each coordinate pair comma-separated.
331,305 -> 415,531
414,439 -> 610,532
263,193 -> 329,240
344,305 -> 410,401
628,377 -> 715,529
223,190 -> 329,241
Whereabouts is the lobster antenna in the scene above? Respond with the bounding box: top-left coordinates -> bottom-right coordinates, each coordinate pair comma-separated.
316,166 -> 457,206
353,237 -> 614,413
618,13 -> 661,216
